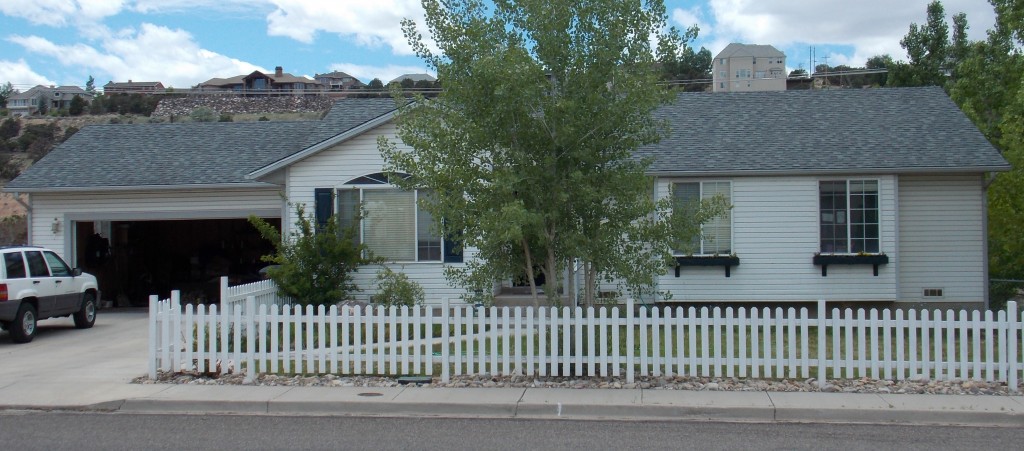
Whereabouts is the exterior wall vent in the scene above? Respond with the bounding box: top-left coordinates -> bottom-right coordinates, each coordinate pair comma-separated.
923,288 -> 944,297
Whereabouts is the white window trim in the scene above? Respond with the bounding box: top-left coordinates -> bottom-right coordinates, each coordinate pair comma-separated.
817,178 -> 883,255
670,180 -> 734,256
340,184 -> 442,264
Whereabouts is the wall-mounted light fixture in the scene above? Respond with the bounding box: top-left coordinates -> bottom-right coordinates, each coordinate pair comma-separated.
51,217 -> 61,234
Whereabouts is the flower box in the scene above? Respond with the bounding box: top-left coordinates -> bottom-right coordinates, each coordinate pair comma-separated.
812,254 -> 889,277
674,255 -> 740,277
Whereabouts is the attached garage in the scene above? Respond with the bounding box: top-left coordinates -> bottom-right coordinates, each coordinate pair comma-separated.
75,217 -> 279,306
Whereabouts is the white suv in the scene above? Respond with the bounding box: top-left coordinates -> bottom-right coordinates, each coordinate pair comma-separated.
0,246 -> 100,343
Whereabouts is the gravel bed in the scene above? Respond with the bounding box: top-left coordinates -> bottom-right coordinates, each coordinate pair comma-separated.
135,371 -> 1021,396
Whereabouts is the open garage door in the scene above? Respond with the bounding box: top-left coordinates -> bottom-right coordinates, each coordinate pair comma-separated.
75,218 -> 280,306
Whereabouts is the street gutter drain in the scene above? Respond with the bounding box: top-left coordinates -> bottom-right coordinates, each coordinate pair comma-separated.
358,392 -> 384,397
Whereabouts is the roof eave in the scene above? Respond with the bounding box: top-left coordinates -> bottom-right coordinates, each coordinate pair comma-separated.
646,165 -> 1012,178
247,109 -> 398,180
2,182 -> 282,194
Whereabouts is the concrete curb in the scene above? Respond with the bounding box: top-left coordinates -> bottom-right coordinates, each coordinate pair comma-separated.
4,385 -> 1022,427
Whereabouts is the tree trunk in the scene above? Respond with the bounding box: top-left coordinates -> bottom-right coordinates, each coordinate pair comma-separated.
521,237 -> 540,310
566,257 -> 575,307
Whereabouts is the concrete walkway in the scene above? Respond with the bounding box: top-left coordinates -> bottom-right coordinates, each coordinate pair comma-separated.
1,310 -> 1022,426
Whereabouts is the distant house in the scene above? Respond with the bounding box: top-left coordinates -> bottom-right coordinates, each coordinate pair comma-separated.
315,71 -> 366,91
199,66 -> 320,95
388,73 -> 437,85
713,43 -> 786,93
4,88 -> 1010,310
103,80 -> 165,94
7,85 -> 95,117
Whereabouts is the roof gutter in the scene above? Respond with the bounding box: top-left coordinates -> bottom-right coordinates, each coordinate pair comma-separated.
645,165 -> 1013,178
1,182 -> 282,194
247,110 -> 398,180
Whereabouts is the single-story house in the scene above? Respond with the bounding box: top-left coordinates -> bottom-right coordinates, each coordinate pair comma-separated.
4,87 -> 1009,309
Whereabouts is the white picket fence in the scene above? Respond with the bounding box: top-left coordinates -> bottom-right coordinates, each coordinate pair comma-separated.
219,277 -> 290,314
148,293 -> 1022,392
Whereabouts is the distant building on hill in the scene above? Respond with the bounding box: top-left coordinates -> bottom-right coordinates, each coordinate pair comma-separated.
388,73 -> 437,85
7,85 -> 94,117
712,43 -> 786,93
314,71 -> 366,91
199,66 -> 320,95
103,80 -> 165,94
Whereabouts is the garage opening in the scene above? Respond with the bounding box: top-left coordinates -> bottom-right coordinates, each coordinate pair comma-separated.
74,218 -> 280,306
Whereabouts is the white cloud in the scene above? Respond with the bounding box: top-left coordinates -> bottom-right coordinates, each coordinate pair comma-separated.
326,63 -> 433,84
705,0 -> 997,64
265,0 -> 423,54
0,59 -> 56,89
672,6 -> 713,37
9,23 -> 264,88
0,0 -> 126,27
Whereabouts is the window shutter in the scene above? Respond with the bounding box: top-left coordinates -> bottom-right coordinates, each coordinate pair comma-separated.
314,188 -> 334,230
443,233 -> 463,263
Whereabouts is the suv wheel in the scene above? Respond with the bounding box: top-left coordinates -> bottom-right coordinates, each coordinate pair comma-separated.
11,304 -> 37,343
73,293 -> 97,329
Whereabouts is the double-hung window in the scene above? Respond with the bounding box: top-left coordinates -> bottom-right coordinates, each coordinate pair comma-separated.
819,180 -> 879,253
332,173 -> 450,262
672,181 -> 732,255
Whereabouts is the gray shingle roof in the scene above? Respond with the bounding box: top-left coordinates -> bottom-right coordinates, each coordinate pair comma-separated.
5,98 -> 401,192
640,87 -> 1009,175
715,43 -> 785,59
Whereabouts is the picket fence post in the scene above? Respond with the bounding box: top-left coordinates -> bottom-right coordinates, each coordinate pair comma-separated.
1007,301 -> 1019,393
626,298 -> 635,383
148,294 -> 159,379
816,299 -> 826,389
244,296 -> 256,383
442,298 -> 451,383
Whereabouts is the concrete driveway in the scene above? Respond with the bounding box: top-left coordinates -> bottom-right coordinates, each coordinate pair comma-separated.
0,309 -> 168,408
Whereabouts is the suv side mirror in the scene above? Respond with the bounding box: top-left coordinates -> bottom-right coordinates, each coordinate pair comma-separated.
72,268 -> 83,277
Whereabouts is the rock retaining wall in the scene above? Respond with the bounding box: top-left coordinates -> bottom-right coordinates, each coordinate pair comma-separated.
152,95 -> 335,117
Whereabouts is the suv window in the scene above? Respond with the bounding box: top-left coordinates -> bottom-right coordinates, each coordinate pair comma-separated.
4,252 -> 26,279
43,251 -> 71,277
25,251 -> 50,277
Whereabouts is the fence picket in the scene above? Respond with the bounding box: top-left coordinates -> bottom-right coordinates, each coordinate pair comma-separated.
750,307 -> 759,378
651,307 -> 661,377
882,309 -> 892,381
869,309 -> 879,379
712,307 -> 722,378
787,307 -> 796,379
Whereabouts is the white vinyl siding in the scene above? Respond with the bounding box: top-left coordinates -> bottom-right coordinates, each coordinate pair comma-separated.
657,175 -> 898,302
898,174 -> 985,304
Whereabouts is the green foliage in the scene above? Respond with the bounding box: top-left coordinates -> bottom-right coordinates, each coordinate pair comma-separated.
657,25 -> 711,91
889,1 -> 965,88
62,126 -> 79,142
372,266 -> 425,307
190,107 -> 218,122
85,76 -> 95,94
0,82 -> 12,108
382,0 -> 715,307
218,113 -> 234,122
0,215 -> 27,246
367,78 -> 384,90
249,202 -> 374,307
68,95 -> 87,116
0,117 -> 20,140
0,153 -> 22,181
89,93 -> 160,116
16,123 -> 57,151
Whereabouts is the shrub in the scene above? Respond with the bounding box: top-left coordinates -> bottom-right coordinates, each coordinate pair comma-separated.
373,266 -> 425,307
189,107 -> 217,122
249,202 -> 374,307
218,113 -> 233,122
0,117 -> 20,140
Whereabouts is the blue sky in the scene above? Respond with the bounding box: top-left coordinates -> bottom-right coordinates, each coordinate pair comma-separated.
0,0 -> 998,91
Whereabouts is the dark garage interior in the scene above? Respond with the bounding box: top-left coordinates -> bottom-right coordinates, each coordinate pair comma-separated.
75,218 -> 280,306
